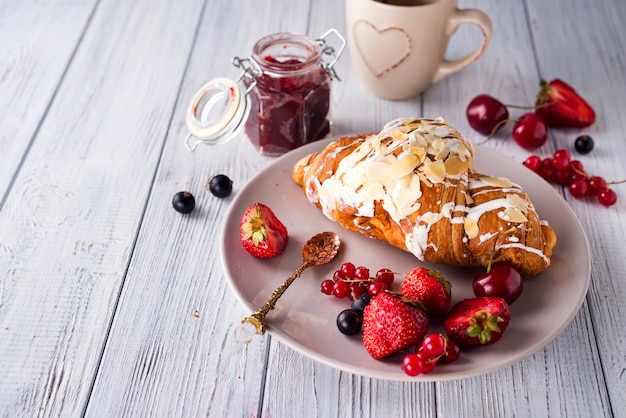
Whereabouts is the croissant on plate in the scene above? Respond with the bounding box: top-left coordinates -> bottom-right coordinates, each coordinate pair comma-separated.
292,117 -> 557,278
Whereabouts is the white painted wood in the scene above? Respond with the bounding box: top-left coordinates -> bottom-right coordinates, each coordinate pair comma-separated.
0,0 -> 624,416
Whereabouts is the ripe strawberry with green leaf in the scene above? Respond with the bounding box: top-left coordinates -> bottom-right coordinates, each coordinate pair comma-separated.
239,203 -> 288,258
362,292 -> 429,359
401,267 -> 452,316
444,297 -> 511,349
535,79 -> 595,128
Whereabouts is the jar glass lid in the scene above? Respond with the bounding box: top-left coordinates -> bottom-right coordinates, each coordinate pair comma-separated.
185,77 -> 249,150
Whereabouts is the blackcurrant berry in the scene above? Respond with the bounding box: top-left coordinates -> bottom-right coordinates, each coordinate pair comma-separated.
351,294 -> 371,313
172,191 -> 195,214
574,135 -> 594,154
208,174 -> 233,198
336,309 -> 363,336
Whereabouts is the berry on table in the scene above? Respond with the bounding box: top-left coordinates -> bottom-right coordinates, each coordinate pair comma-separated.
172,191 -> 196,214
351,294 -> 371,312
512,113 -> 548,150
208,174 -> 233,197
598,189 -> 617,207
574,135 -> 594,154
466,94 -> 510,135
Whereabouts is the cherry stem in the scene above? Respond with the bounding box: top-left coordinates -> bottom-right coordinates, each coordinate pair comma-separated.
486,227 -> 517,272
503,101 -> 559,110
476,118 -> 520,146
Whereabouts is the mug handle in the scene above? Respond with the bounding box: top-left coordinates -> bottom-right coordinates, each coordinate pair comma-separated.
431,9 -> 492,84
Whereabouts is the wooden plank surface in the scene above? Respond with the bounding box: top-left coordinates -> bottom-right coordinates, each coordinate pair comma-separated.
0,0 -> 624,416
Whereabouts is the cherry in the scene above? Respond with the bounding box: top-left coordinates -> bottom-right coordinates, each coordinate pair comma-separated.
473,262 -> 523,305
512,113 -> 548,150
172,191 -> 196,214
466,94 -> 510,135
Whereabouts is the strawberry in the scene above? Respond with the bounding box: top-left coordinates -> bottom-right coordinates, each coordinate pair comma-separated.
362,292 -> 428,359
239,203 -> 288,258
535,79 -> 595,128
401,267 -> 451,316
443,297 -> 511,349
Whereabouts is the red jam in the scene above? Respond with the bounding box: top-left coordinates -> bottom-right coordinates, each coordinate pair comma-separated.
244,34 -> 332,156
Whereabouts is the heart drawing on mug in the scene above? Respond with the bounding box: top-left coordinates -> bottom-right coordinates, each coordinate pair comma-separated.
353,20 -> 411,77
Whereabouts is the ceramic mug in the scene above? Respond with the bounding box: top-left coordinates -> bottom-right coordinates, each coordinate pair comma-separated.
345,0 -> 492,100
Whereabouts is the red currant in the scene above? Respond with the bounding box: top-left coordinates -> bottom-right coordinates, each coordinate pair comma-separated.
340,262 -> 356,278
333,281 -> 350,298
367,281 -> 387,296
586,176 -> 607,196
598,188 -> 617,207
537,158 -> 556,182
569,179 -> 588,198
553,149 -> 571,162
421,334 -> 446,357
349,283 -> 367,300
512,113 -> 548,150
523,155 -> 541,172
375,268 -> 395,287
415,351 -> 436,374
466,94 -> 510,135
439,339 -> 461,364
320,279 -> 334,295
551,155 -> 570,171
402,353 -> 423,377
354,266 -> 370,281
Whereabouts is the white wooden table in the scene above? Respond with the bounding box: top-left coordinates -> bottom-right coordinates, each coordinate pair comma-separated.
1,0 -> 625,416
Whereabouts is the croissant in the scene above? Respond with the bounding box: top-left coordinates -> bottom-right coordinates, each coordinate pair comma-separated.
292,117 -> 557,278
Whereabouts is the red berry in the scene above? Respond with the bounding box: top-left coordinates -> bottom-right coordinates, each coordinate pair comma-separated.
350,282 -> 367,300
333,281 -> 350,298
512,113 -> 548,150
537,158 -> 556,182
551,155 -> 570,171
321,279 -> 334,295
439,339 -> 461,364
523,155 -> 541,172
340,262 -> 356,278
368,281 -> 387,296
569,160 -> 585,174
466,94 -> 510,135
415,351 -> 436,374
333,270 -> 345,281
569,179 -> 588,198
553,149 -> 571,162
586,176 -> 607,196
354,266 -> 370,281
421,333 -> 446,357
553,167 -> 572,185
375,268 -> 395,287
402,353 -> 423,377
598,188 -> 617,207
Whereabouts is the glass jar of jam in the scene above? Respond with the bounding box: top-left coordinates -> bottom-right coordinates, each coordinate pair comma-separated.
185,29 -> 345,156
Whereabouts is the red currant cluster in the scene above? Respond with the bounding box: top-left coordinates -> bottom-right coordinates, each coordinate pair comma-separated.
524,149 -> 620,207
320,262 -> 395,300
402,333 -> 460,376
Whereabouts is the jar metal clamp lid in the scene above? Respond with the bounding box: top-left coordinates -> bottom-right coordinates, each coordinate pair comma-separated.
184,28 -> 346,151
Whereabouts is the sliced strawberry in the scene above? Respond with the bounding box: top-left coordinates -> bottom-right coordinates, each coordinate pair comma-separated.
401,267 -> 451,316
362,292 -> 429,359
239,203 -> 288,258
443,297 -> 511,349
535,79 -> 595,128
